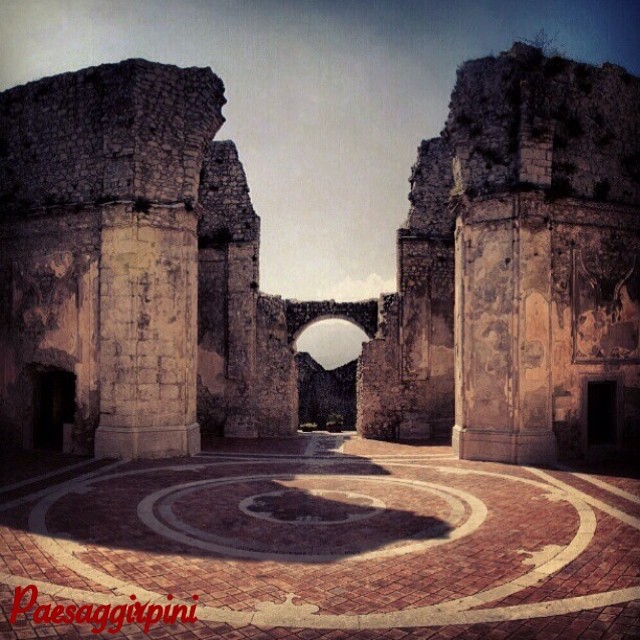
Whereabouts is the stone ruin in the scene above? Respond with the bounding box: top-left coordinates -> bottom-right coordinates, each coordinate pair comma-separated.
0,44 -> 638,463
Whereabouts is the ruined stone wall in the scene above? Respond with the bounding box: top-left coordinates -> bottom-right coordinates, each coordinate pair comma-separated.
198,141 -> 260,244
450,44 -> 640,463
197,245 -> 227,436
256,295 -> 298,436
197,140 -> 297,438
197,140 -> 260,436
357,138 -> 456,441
445,43 -> 640,204
0,59 -> 225,210
358,293 -> 434,440
549,201 -> 640,457
0,60 -> 226,457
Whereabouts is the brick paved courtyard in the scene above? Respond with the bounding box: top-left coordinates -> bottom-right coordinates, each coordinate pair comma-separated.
0,434 -> 638,639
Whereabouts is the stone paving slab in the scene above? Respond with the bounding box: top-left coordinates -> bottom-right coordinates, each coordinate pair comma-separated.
0,435 -> 638,639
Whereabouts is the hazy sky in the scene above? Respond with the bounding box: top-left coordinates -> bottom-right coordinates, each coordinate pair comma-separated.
1,0 -> 638,368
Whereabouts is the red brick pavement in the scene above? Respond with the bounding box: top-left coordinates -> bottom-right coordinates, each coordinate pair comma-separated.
0,436 -> 638,639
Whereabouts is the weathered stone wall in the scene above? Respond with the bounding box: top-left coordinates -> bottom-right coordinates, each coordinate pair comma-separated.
256,295 -> 298,436
296,353 -> 357,428
0,59 -> 225,210
445,43 -> 640,204
450,44 -> 640,463
196,141 -> 297,438
549,201 -> 640,458
356,137 -> 456,442
357,244 -> 455,442
95,203 -> 200,457
199,141 -> 260,244
403,138 -> 455,237
197,140 -> 261,437
197,245 -> 227,436
0,60 -> 226,457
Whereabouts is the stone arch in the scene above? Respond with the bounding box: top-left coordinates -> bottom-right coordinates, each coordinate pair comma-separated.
285,299 -> 379,345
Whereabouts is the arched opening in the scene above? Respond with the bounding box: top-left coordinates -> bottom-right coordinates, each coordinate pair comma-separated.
294,319 -> 370,432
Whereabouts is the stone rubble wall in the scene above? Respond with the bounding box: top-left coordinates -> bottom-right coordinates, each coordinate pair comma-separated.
445,43 -> 640,204
404,137 -> 455,238
356,239 -> 455,441
197,246 -> 227,436
197,137 -> 260,438
0,59 -> 225,211
198,140 -> 260,244
196,141 -> 298,438
255,294 -> 298,436
356,137 -> 456,442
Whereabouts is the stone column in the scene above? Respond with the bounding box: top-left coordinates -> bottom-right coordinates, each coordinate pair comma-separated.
453,194 -> 556,464
94,204 -> 200,458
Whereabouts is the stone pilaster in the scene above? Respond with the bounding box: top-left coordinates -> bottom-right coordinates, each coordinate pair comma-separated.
453,194 -> 555,464
223,242 -> 259,437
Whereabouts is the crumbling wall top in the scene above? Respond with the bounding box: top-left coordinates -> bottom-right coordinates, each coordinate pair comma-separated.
444,43 -> 640,205
402,137 -> 455,238
198,140 -> 260,245
0,59 -> 226,215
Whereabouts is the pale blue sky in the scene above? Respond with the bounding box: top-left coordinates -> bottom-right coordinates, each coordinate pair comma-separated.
1,0 -> 638,367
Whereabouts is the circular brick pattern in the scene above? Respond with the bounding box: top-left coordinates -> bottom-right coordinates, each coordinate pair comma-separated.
238,489 -> 386,524
138,474 -> 480,561
3,452 -> 637,633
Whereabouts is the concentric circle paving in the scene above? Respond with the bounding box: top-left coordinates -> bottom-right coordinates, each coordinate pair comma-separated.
1,444 -> 639,634
138,474 -> 484,561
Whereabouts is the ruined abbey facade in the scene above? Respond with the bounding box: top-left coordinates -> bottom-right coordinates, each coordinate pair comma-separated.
1,44 -> 639,463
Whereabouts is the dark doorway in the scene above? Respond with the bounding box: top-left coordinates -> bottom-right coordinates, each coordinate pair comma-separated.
33,370 -> 76,451
587,380 -> 617,446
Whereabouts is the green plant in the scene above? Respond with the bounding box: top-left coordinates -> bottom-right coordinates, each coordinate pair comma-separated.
565,114 -> 584,138
134,197 -> 152,213
547,177 -> 573,201
593,179 -> 610,202
300,422 -> 317,432
544,56 -> 569,78
522,29 -> 565,58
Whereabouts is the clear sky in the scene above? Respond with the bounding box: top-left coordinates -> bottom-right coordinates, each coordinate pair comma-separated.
1,0 -> 638,368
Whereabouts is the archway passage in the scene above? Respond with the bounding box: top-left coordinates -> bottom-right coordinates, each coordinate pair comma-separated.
286,299 -> 378,345
294,320 -> 371,431
33,370 -> 76,451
